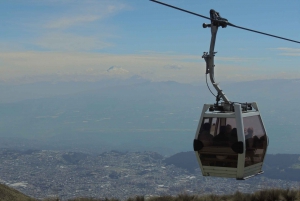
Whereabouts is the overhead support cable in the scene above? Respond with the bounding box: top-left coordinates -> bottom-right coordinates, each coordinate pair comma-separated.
150,0 -> 300,44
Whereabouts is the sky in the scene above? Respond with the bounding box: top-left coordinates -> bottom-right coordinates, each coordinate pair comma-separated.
0,0 -> 299,84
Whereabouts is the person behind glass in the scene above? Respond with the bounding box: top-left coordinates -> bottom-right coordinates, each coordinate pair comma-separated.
198,122 -> 213,146
245,127 -> 257,164
245,127 -> 254,148
245,127 -> 253,139
225,124 -> 232,138
229,128 -> 238,145
213,126 -> 229,146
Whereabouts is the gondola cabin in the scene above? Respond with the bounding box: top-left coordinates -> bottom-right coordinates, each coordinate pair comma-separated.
149,0 -> 299,180
193,102 -> 268,180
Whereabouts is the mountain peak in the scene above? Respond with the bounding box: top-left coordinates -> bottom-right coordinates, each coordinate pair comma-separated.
106,66 -> 129,74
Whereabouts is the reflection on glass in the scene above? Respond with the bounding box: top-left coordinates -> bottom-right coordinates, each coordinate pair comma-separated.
243,115 -> 267,167
198,117 -> 238,168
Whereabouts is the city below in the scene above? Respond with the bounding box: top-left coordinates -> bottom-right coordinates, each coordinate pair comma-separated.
0,149 -> 299,200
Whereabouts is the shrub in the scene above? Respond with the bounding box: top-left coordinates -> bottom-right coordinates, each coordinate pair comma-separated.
207,194 -> 219,201
43,198 -> 59,201
148,195 -> 174,201
49,188 -> 300,201
259,189 -> 281,201
232,191 -> 252,201
281,188 -> 298,201
68,198 -> 114,201
253,190 -> 271,201
176,194 -> 196,201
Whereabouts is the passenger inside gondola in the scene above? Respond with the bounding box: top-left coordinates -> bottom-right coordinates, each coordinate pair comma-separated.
229,128 -> 238,145
245,127 -> 253,139
225,124 -> 232,138
243,115 -> 268,167
245,127 -> 254,147
198,118 -> 238,168
258,135 -> 267,148
213,125 -> 229,146
198,122 -> 213,146
245,127 -> 254,163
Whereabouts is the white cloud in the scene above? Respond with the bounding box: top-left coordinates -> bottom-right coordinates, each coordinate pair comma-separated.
16,0 -> 130,52
0,51 -> 298,84
164,65 -> 182,70
36,32 -> 111,51
45,15 -> 100,29
44,1 -> 128,29
216,57 -> 267,62
275,48 -> 300,56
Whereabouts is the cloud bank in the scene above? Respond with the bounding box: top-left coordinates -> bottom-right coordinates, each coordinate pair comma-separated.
0,51 -> 299,84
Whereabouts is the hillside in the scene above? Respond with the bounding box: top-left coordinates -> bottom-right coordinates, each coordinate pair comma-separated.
0,183 -> 35,201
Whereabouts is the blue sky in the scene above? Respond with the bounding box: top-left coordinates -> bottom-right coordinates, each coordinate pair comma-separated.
0,0 -> 299,84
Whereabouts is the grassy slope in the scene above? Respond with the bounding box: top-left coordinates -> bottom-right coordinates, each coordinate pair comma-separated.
147,190 -> 300,201
1,183 -> 299,201
0,183 -> 36,201
52,189 -> 300,201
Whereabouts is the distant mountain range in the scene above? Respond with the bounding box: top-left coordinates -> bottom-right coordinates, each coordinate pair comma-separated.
0,78 -> 299,155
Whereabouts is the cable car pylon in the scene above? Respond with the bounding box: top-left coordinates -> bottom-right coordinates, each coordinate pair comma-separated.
150,0 -> 299,180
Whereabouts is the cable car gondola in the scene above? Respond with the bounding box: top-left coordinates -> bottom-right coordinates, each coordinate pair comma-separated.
150,0 -> 300,179
194,103 -> 268,179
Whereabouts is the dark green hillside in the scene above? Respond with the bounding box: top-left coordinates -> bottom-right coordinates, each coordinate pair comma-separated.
0,183 -> 36,201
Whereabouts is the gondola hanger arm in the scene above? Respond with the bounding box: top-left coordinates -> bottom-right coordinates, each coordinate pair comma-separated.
150,0 -> 300,109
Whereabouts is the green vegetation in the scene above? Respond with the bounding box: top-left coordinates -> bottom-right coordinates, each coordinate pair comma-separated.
0,183 -> 36,201
1,182 -> 300,201
64,190 -> 300,201
42,189 -> 300,201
